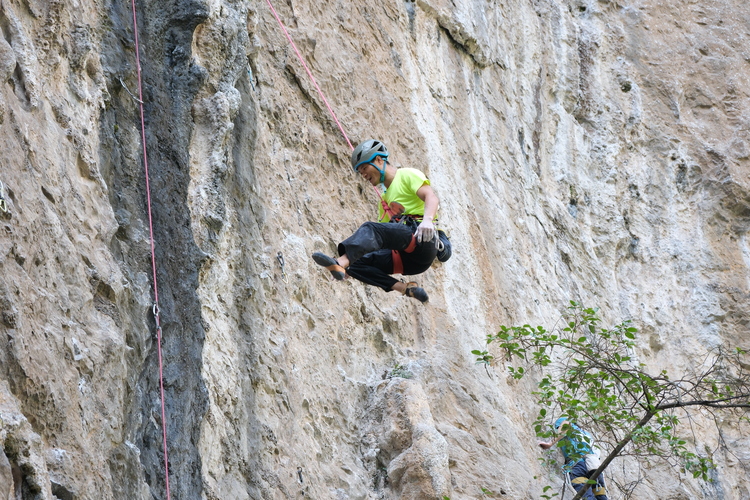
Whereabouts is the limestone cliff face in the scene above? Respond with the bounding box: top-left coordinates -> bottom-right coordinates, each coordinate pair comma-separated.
0,0 -> 748,499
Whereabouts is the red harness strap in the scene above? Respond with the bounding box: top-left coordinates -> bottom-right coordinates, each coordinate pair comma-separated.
392,250 -> 403,274
404,235 -> 417,253
392,235 -> 417,274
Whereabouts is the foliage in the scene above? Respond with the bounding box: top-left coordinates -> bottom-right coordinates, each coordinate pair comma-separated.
540,484 -> 559,499
474,302 -> 750,499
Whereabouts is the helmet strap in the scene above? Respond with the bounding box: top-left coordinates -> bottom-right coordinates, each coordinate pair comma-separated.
378,158 -> 387,184
367,158 -> 387,184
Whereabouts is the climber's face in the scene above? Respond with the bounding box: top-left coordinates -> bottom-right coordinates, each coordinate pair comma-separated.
357,161 -> 382,186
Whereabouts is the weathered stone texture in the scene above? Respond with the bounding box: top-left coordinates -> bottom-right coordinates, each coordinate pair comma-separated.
0,0 -> 748,499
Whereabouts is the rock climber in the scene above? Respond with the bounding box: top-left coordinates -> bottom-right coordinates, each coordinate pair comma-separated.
538,417 -> 608,500
311,139 -> 450,303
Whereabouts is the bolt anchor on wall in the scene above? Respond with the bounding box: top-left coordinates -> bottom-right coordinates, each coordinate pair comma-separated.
277,251 -> 289,283
0,181 -> 8,213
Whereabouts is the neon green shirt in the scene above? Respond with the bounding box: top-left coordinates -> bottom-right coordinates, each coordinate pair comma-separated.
378,168 -> 432,222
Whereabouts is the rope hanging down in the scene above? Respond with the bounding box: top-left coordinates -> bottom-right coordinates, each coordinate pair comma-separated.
263,0 -> 353,150
129,1 -> 171,498
264,0 -> 396,220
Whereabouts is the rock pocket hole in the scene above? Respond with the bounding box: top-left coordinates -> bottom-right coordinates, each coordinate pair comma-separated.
41,186 -> 55,204
560,251 -> 572,269
95,280 -> 116,302
675,163 -> 688,192
628,236 -> 640,257
9,460 -> 36,500
51,480 -> 74,500
568,198 -> 578,218
10,63 -> 31,108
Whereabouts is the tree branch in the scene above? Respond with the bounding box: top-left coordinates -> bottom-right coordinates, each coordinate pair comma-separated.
571,411 -> 657,500
657,397 -> 750,411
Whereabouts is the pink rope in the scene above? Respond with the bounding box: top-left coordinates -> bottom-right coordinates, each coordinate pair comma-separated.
129,1 -> 171,498
264,0 -> 353,150
264,0 -> 396,219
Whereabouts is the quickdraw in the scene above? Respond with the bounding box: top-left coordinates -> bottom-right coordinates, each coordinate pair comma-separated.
152,303 -> 163,339
277,251 -> 289,283
0,181 -> 7,213
119,77 -> 144,104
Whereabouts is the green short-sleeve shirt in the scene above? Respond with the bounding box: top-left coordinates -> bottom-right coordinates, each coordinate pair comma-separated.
379,168 -> 432,222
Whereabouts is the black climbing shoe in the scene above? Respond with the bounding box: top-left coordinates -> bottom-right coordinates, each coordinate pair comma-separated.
404,282 -> 429,303
312,252 -> 346,280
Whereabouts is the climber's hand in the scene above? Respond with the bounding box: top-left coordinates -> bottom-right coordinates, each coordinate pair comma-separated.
415,217 -> 435,244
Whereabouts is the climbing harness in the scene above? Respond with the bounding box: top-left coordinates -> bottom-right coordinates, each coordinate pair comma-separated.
0,181 -> 7,213
391,214 -> 426,226
263,0 -> 397,221
277,251 -> 289,283
391,250 -> 403,274
128,0 -> 171,498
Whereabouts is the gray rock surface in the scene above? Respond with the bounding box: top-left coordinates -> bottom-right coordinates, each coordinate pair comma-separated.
0,0 -> 748,499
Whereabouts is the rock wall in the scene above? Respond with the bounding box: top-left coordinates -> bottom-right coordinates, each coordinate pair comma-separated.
0,0 -> 748,499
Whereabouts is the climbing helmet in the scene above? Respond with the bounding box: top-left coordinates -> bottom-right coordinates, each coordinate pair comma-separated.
554,417 -> 569,431
351,139 -> 389,171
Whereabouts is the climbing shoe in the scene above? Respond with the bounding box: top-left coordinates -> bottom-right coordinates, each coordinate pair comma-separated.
312,252 -> 346,280
403,282 -> 429,303
436,230 -> 452,262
